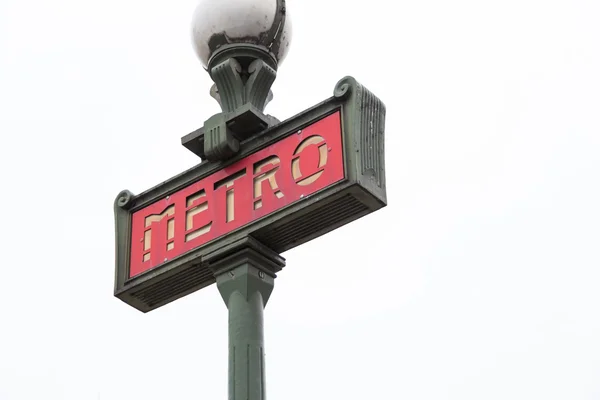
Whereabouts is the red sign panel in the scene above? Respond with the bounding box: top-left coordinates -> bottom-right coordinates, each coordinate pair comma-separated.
129,111 -> 344,277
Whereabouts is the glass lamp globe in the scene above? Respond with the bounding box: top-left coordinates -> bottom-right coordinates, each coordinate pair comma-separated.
191,0 -> 292,70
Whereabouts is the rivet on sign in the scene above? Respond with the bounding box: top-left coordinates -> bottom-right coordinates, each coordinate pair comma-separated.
297,130 -> 302,135
328,147 -> 332,152
164,258 -> 167,262
300,194 -> 304,198
166,196 -> 170,200
229,271 -> 235,277
259,271 -> 265,279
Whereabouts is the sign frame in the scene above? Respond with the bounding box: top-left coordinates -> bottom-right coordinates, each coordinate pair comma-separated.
114,76 -> 386,312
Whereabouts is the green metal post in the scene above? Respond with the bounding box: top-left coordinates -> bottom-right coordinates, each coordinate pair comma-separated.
211,239 -> 285,400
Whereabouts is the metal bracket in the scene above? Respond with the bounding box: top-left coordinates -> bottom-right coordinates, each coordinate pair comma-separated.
182,115 -> 281,163
202,113 -> 240,162
182,52 -> 280,163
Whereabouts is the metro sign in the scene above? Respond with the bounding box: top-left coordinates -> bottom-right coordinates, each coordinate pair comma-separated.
130,112 -> 343,277
114,76 -> 386,312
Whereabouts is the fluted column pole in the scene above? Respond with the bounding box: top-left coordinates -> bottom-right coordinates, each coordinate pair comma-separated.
209,238 -> 285,400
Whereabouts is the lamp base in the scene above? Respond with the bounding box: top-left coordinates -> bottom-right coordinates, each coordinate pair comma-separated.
185,44 -> 280,162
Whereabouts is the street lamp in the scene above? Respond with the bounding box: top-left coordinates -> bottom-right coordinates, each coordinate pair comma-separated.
113,2 -> 387,400
187,0 -> 292,162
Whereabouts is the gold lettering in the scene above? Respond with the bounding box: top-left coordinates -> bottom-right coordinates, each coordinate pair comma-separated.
292,135 -> 328,186
185,190 -> 212,242
143,205 -> 175,261
253,156 -> 284,209
214,169 -> 246,223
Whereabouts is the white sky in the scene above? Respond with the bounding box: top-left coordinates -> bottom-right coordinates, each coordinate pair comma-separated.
1,0 -> 599,399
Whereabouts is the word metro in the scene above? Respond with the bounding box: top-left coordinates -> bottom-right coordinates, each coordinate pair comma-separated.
129,111 -> 344,277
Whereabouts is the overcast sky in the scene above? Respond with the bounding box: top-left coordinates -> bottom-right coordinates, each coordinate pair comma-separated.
1,0 -> 599,399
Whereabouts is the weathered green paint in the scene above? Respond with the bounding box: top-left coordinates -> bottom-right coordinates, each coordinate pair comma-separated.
207,237 -> 284,400
202,45 -> 279,161
222,272 -> 269,400
210,57 -> 276,114
114,75 -> 386,313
